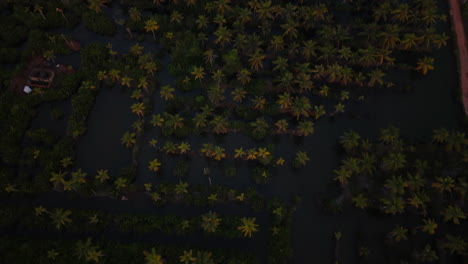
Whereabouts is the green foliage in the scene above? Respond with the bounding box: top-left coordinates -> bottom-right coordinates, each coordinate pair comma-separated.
82,11 -> 116,36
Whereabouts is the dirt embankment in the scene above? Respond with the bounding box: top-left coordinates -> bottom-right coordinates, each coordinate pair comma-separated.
448,0 -> 468,116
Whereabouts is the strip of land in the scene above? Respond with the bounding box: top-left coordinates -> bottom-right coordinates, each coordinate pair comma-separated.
448,0 -> 468,116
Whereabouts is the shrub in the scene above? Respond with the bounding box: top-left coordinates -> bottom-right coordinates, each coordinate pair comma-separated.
82,11 -> 116,36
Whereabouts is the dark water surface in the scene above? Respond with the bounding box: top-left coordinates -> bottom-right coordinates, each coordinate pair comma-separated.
25,0 -> 466,263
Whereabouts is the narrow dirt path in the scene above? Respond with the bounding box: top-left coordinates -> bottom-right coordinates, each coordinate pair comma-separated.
448,0 -> 468,116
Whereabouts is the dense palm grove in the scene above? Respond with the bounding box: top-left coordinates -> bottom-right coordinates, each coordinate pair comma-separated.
334,127 -> 467,261
0,0 -> 466,263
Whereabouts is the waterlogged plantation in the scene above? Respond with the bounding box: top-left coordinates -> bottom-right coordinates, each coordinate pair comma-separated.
0,0 -> 466,263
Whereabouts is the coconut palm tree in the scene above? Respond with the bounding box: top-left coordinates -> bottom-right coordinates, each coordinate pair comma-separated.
352,193 -> 368,209
203,50 -> 217,66
373,1 -> 391,22
201,211 -> 221,233
191,66 -> 205,81
193,251 -> 215,264
338,46 -> 353,62
416,244 -> 438,262
273,57 -> 288,73
200,143 -> 215,158
389,225 -> 408,242
120,76 -> 133,88
160,85 -> 175,101
212,0 -> 232,15
313,105 -> 326,120
276,71 -> 294,91
293,151 -> 309,168
234,148 -> 246,159
248,48 -> 265,71
170,10 -> 184,24
231,88 -> 247,103
421,218 -> 438,234
108,69 -> 121,83
207,86 -> 225,104
445,131 -> 466,152
333,103 -> 345,114
131,90 -> 144,100
290,96 -> 311,120
50,208 -> 72,230
277,92 -> 292,110
246,148 -> 257,160
442,205 -> 466,224
145,18 -> 159,40
129,7 -> 141,22
96,169 -> 109,183
400,33 -> 421,50
143,248 -> 164,264
302,40 -> 317,60
236,69 -> 251,85
296,121 -> 314,136
357,48 -> 377,67
75,239 -> 104,264
391,3 -> 411,23
256,148 -> 271,159
212,146 -> 226,160
97,71 -> 108,81
383,153 -> 406,171
237,217 -> 259,238
275,119 -> 288,133
143,61 -> 158,75
380,196 -> 405,215
121,132 -> 136,148
295,72 -> 314,92
214,26 -> 232,48
114,177 -> 128,190
180,250 -> 196,264
384,176 -> 408,195
35,206 -> 48,216
270,35 -> 284,52
368,69 -> 385,87
130,44 -> 144,56
432,176 -> 455,193
251,118 -> 269,134
433,33 -> 449,49
178,142 -> 191,154
151,114 -> 164,127
137,77 -> 149,93
193,113 -> 208,129
379,126 -> 400,145
340,131 -> 360,151
50,171 -> 67,188
443,235 -> 467,255
163,141 -> 178,154
210,115 -> 229,134
33,4 -> 46,20
252,96 -> 266,110
281,19 -> 299,39
379,28 -> 400,51
87,0 -> 108,14
196,15 -> 209,29
175,181 -> 189,195
334,167 -> 352,185
131,103 -> 145,117
432,128 -> 450,143
148,159 -> 162,173
415,57 -> 434,75
165,113 -> 184,130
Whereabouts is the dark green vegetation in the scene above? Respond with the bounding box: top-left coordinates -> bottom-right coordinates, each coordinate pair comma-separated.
0,0 -> 466,263
331,127 -> 467,262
